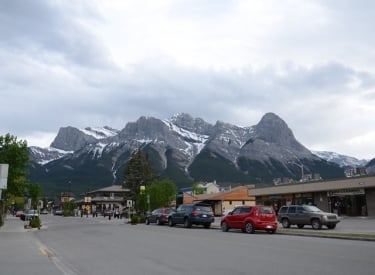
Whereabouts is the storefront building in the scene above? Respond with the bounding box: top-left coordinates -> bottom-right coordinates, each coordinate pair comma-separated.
76,185 -> 130,214
249,176 -> 375,216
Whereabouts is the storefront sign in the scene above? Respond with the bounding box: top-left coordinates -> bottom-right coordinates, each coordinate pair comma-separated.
330,188 -> 365,196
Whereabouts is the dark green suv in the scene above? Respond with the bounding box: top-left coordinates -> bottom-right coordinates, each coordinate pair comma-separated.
277,205 -> 340,230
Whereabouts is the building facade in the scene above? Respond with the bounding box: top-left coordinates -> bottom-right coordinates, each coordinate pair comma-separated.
249,176 -> 375,216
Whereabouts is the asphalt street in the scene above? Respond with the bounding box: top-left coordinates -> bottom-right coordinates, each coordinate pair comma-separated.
1,214 -> 375,275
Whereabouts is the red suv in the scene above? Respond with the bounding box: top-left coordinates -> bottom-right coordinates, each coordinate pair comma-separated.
221,205 -> 277,234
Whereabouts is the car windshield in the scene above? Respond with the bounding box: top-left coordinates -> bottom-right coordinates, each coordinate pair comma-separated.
195,206 -> 211,212
303,205 -> 322,212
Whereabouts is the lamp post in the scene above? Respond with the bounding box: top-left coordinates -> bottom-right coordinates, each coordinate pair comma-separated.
289,161 -> 304,181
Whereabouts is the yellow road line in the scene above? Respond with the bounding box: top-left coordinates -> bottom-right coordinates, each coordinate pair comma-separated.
38,247 -> 50,257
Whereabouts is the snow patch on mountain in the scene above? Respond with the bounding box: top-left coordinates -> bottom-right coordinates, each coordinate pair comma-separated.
80,126 -> 119,139
162,119 -> 209,157
91,142 -> 107,159
29,146 -> 72,165
313,151 -> 368,167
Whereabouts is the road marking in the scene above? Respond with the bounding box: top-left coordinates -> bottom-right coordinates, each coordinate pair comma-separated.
38,247 -> 50,257
37,243 -> 78,275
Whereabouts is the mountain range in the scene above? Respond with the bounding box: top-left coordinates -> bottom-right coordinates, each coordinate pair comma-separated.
27,113 -> 374,196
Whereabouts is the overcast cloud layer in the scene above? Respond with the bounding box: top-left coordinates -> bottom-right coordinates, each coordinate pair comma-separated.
1,0 -> 374,160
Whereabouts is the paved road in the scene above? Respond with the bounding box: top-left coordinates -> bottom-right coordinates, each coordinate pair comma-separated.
1,215 -> 375,275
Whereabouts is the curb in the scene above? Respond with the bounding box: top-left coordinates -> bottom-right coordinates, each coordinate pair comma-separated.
276,228 -> 375,241
211,223 -> 375,241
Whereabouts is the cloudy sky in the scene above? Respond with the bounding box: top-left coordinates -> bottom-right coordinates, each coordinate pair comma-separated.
1,0 -> 374,160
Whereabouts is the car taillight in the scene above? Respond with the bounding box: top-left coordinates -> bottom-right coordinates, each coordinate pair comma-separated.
192,211 -> 199,216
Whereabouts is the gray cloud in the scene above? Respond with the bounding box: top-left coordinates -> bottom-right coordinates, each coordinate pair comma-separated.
0,0 -> 112,68
1,0 -> 374,159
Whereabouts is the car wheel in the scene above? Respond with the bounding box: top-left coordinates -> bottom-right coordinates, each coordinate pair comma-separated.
281,218 -> 291,228
168,218 -> 174,227
311,219 -> 322,230
327,224 -> 336,229
145,218 -> 150,225
204,223 -> 211,229
221,222 -> 229,232
156,218 -> 160,225
184,218 -> 192,228
245,222 -> 254,234
297,224 -> 304,229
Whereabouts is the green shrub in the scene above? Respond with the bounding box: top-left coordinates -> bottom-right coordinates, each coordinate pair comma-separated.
138,215 -> 146,223
130,215 -> 139,224
29,217 -> 41,229
130,215 -> 146,224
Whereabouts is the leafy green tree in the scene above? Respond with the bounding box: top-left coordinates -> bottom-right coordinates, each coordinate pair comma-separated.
27,183 -> 42,209
62,201 -> 77,216
123,147 -> 154,199
148,179 -> 177,209
192,182 -> 205,195
0,134 -> 29,196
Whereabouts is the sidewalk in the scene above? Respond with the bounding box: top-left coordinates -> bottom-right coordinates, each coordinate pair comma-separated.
0,215 -> 39,233
213,215 -> 375,241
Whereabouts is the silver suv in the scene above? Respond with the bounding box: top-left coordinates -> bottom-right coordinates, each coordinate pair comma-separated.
277,205 -> 340,230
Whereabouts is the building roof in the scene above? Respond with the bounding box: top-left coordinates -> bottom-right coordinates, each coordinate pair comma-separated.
86,185 -> 130,194
249,176 -> 375,196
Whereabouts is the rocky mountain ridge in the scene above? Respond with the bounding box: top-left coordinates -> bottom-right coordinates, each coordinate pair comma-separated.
28,113 -> 351,196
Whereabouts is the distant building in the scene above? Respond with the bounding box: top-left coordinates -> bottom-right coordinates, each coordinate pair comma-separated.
301,173 -> 321,182
177,185 -> 256,216
60,192 -> 75,203
196,180 -> 221,194
273,177 -> 293,185
76,185 -> 130,213
345,167 -> 367,177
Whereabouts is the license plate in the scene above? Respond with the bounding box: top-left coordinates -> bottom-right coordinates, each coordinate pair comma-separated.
202,214 -> 207,217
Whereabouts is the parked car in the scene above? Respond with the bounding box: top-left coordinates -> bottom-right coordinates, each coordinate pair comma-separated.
146,208 -> 175,225
103,209 -> 113,217
20,209 -> 39,221
168,203 -> 214,228
41,209 -> 49,215
15,210 -> 24,218
54,210 -> 63,216
277,205 -> 340,230
221,205 -> 278,234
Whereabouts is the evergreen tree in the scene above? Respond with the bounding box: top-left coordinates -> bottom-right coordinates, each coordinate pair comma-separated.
123,147 -> 154,199
0,134 -> 29,197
